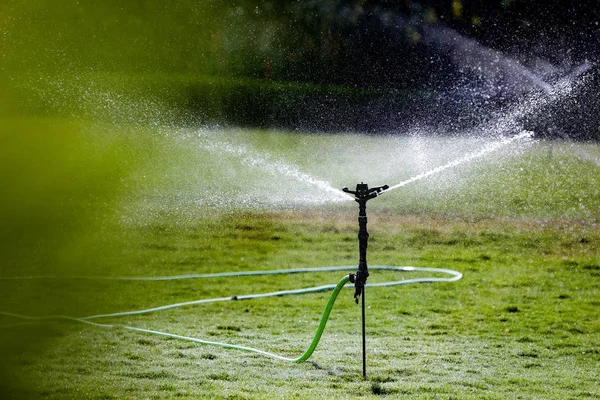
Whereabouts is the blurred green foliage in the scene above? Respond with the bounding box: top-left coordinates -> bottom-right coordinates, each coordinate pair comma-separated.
1,0 -> 314,79
2,0 -> 221,74
0,114 -> 165,397
2,0 -> 420,130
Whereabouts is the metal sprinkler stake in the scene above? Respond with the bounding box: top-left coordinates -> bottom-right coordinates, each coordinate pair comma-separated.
342,182 -> 388,380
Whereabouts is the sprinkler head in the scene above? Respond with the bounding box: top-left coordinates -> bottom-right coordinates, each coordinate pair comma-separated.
342,182 -> 389,203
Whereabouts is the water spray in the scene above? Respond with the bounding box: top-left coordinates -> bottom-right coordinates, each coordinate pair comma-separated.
342,182 -> 388,379
384,131 -> 534,193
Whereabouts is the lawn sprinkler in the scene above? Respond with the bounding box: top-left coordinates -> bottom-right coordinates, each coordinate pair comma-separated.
342,182 -> 389,379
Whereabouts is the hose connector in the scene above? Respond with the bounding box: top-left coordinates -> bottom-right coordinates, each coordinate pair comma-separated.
352,269 -> 369,304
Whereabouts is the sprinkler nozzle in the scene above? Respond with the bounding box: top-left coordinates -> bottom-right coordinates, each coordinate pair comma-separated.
343,183 -> 389,202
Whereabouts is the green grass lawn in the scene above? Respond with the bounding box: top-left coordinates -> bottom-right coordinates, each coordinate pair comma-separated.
1,120 -> 599,399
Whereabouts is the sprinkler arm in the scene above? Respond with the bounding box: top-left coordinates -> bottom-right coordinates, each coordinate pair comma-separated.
342,184 -> 389,200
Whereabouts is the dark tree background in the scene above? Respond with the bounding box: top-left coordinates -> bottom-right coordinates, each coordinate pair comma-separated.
2,0 -> 599,138
213,0 -> 600,138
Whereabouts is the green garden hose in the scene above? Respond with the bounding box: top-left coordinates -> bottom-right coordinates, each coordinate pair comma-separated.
0,266 -> 461,362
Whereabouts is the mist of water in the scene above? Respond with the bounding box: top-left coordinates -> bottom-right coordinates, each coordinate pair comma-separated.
130,54 -> 586,213
15,2 -> 592,214
384,130 -> 534,193
194,129 -> 351,204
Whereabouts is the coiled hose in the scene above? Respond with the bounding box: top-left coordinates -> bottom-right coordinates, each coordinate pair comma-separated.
0,265 -> 462,362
